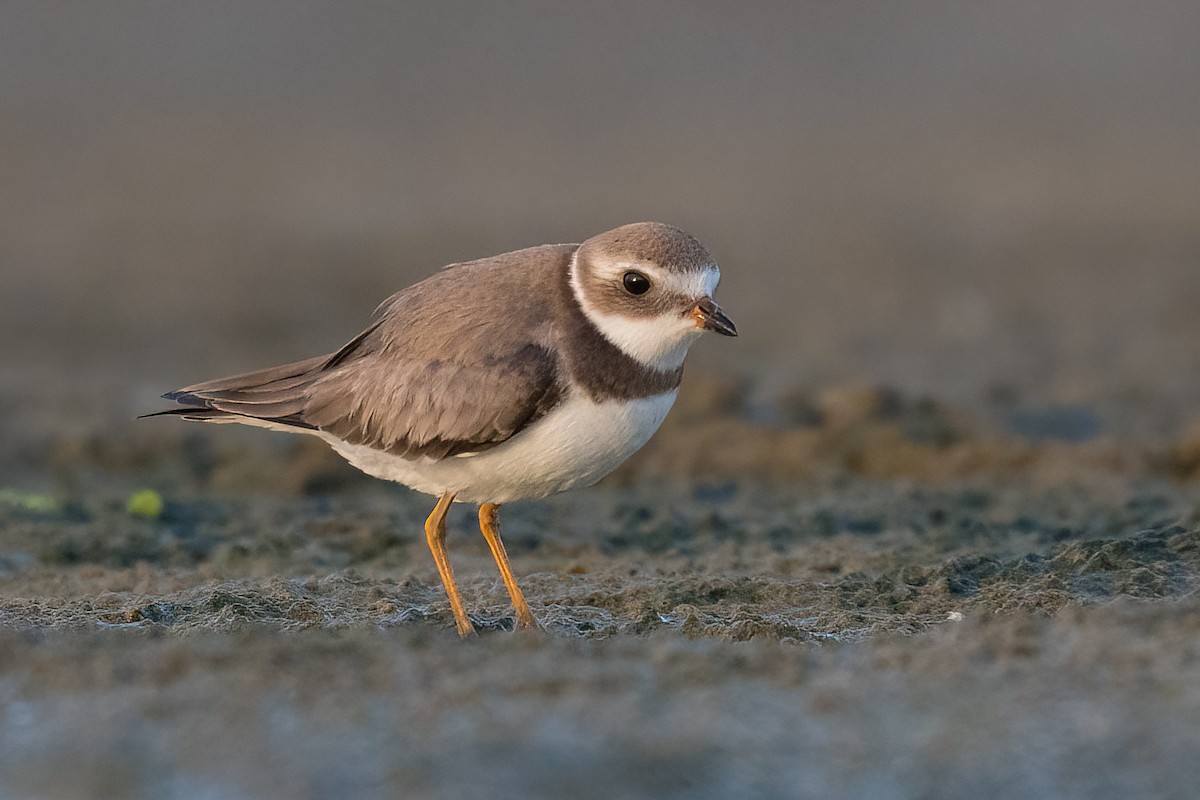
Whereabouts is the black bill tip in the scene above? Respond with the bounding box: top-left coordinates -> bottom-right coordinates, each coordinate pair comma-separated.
693,297 -> 738,337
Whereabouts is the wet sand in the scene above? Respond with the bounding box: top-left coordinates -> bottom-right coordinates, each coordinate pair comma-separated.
3,384 -> 1200,798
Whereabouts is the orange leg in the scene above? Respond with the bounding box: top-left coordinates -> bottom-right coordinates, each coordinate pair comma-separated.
478,503 -> 538,630
424,493 -> 475,637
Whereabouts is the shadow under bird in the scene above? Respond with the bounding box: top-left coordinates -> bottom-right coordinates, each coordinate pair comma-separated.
147,222 -> 736,636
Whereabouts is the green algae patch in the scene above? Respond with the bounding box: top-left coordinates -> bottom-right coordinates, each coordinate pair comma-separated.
127,489 -> 165,519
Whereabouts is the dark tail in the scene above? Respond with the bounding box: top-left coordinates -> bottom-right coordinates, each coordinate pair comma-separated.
144,354 -> 331,430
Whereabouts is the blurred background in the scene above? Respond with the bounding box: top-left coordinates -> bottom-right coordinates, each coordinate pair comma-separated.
3,0 -> 1200,461
4,8 -> 1200,797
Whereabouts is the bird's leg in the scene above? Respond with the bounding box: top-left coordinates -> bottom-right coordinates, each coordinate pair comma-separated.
478,503 -> 538,630
424,492 -> 476,637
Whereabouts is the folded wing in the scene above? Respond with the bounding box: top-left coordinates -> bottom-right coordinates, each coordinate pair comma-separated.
153,245 -> 573,460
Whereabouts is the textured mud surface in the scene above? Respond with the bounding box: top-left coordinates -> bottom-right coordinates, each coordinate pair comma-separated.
3,601 -> 1199,800
4,387 -> 1200,799
4,436 -> 1200,640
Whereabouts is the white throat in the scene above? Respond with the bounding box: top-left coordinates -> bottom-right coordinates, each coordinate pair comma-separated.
569,252 -> 718,371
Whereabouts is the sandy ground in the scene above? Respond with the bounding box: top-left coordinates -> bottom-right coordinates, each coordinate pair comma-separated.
4,4 -> 1200,798
3,386 -> 1200,799
2,602 -> 1199,800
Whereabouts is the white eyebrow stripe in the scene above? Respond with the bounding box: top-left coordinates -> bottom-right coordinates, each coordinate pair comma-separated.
697,267 -> 720,297
601,263 -> 720,299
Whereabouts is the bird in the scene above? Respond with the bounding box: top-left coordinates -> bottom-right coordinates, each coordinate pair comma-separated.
147,222 -> 736,636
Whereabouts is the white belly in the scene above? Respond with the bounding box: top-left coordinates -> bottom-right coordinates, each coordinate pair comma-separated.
321,389 -> 678,504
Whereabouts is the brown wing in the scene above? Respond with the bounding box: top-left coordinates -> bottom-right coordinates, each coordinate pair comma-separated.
302,340 -> 562,459
153,244 -> 574,460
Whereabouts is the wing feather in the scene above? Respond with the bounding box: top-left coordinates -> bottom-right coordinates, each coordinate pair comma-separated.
152,243 -> 574,460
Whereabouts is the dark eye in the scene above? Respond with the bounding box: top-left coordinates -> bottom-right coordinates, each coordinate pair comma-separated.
622,271 -> 651,295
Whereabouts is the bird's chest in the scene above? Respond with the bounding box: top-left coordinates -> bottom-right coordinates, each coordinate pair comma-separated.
439,389 -> 679,502
516,388 -> 679,483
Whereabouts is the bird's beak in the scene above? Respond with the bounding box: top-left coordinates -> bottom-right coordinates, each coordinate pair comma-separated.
690,297 -> 738,337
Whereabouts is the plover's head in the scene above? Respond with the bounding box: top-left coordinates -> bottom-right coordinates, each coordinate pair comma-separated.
571,222 -> 737,371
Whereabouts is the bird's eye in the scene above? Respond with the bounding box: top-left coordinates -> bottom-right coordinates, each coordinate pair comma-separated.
622,271 -> 651,295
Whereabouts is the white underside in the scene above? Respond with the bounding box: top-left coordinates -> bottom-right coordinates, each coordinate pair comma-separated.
315,389 -> 678,504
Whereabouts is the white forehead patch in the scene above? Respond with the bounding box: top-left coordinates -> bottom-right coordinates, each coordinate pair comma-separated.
570,254 -> 721,371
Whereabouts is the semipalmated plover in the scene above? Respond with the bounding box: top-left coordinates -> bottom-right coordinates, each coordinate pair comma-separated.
149,222 -> 736,635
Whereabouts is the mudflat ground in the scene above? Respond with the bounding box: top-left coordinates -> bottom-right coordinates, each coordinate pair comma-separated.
3,383 -> 1200,799
4,4 -> 1200,799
